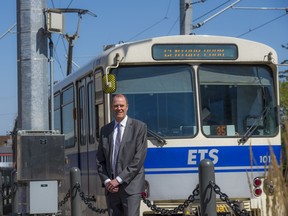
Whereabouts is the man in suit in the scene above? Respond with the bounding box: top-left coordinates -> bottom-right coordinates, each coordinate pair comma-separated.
96,94 -> 147,216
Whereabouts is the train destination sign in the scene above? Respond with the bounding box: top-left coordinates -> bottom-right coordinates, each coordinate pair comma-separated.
152,44 -> 238,60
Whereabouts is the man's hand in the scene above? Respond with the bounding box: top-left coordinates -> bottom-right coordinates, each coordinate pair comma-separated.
106,179 -> 120,193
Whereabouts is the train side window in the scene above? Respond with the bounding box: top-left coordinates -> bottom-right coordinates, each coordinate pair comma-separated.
95,71 -> 104,140
87,81 -> 95,144
53,93 -> 61,132
62,85 -> 75,148
79,86 -> 86,145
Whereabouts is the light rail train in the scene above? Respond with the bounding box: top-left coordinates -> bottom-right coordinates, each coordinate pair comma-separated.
53,35 -> 281,215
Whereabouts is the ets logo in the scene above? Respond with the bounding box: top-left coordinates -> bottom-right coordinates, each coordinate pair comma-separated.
187,149 -> 219,165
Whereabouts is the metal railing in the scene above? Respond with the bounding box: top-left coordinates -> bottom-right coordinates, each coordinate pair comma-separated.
1,161 -> 249,215
64,160 -> 249,216
0,168 -> 16,215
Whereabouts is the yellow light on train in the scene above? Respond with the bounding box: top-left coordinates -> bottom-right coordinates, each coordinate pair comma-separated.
102,74 -> 116,93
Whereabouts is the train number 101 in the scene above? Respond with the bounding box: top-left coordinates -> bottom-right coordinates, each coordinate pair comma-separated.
259,155 -> 271,164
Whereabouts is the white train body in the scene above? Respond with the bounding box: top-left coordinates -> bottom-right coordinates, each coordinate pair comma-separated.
53,35 -> 281,215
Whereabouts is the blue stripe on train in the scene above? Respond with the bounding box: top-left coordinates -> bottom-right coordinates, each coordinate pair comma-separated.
144,145 -> 281,171
67,145 -> 281,175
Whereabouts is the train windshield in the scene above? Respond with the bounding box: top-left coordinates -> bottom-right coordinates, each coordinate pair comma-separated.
199,64 -> 277,137
112,65 -> 196,138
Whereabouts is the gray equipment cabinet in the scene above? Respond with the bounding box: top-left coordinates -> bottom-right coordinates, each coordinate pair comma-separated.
15,130 -> 65,214
16,130 -> 65,181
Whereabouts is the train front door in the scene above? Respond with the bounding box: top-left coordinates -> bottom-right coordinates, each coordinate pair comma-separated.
76,74 -> 96,199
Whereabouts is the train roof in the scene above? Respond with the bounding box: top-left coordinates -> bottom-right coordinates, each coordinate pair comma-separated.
101,34 -> 277,62
101,34 -> 276,52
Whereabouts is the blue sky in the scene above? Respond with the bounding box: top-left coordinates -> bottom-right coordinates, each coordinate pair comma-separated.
0,0 -> 287,135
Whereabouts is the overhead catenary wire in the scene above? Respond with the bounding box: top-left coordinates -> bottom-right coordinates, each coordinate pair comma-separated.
52,34 -> 67,79
48,0 -> 96,76
54,50 -> 66,79
50,0 -> 55,8
67,0 -> 75,8
164,0 -> 172,18
0,23 -> 16,40
231,6 -> 288,37
191,0 -> 206,5
126,18 -> 168,42
167,16 -> 180,35
193,0 -> 232,22
192,0 -> 241,30
237,13 -> 287,37
232,6 -> 288,11
126,0 -> 175,42
191,1 -> 288,41
0,23 -> 17,119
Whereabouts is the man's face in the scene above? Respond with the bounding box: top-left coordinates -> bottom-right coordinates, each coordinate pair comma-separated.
112,96 -> 128,122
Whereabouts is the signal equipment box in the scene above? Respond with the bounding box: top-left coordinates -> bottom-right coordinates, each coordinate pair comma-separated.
16,130 -> 65,181
29,180 -> 58,214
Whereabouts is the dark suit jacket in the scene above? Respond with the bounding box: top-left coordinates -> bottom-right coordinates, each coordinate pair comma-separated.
96,117 -> 147,195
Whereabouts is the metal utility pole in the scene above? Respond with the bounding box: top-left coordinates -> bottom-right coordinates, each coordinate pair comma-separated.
15,1 -> 49,214
17,0 -> 48,131
180,0 -> 192,35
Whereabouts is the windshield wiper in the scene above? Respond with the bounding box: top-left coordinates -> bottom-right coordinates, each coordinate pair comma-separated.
238,106 -> 270,145
147,128 -> 167,145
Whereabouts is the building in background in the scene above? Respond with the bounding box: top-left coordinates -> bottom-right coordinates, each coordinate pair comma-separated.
0,135 -> 13,168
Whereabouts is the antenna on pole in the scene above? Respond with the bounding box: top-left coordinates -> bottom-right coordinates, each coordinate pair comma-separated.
44,8 -> 96,76
44,8 -> 96,130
